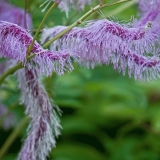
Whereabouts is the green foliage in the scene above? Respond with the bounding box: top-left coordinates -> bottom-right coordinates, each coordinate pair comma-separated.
1,0 -> 160,159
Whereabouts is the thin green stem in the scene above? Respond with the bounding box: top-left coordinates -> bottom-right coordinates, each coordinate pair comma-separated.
0,117 -> 28,160
0,63 -> 23,86
106,0 -> 136,16
0,54 -> 37,86
27,2 -> 58,55
0,0 -> 133,86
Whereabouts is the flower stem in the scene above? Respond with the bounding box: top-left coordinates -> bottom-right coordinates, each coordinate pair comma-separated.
0,63 -> 23,86
27,2 -> 58,56
0,0 -> 133,86
0,117 -> 28,160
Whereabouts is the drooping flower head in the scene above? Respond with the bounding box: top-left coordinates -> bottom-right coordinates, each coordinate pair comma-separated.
41,18 -> 160,81
17,69 -> 61,160
0,20 -> 75,159
138,0 -> 160,13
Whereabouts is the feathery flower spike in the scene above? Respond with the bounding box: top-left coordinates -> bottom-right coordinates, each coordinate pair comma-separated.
41,19 -> 160,81
0,21 -> 75,76
138,0 -> 160,13
17,69 -> 61,160
41,19 -> 158,56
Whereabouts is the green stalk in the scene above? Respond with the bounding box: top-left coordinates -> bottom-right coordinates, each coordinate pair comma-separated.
0,117 -> 28,160
106,0 -> 136,16
43,0 -> 132,48
0,63 -> 23,86
27,2 -> 58,55
0,0 -> 133,86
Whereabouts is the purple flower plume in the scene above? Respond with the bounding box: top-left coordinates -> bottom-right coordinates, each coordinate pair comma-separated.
0,1 -> 32,75
138,0 -> 160,13
17,69 -> 61,160
42,19 -> 158,55
0,21 -> 75,76
41,19 -> 160,81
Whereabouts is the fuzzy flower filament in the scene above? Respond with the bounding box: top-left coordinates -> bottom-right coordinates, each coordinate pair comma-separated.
17,69 -> 61,160
0,21 -> 75,76
41,18 -> 160,81
42,19 -> 158,55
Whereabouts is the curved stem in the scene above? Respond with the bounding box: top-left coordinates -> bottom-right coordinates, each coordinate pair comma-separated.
0,117 -> 28,160
0,63 -> 23,86
106,0 -> 136,16
0,54 -> 36,86
27,2 -> 58,56
0,0 -> 133,86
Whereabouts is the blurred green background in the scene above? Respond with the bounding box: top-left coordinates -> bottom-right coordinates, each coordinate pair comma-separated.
1,0 -> 160,160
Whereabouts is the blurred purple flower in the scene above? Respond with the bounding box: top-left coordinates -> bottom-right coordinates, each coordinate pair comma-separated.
0,21 -> 75,76
134,0 -> 160,28
0,1 -> 32,29
42,19 -> 158,55
138,0 -> 160,13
